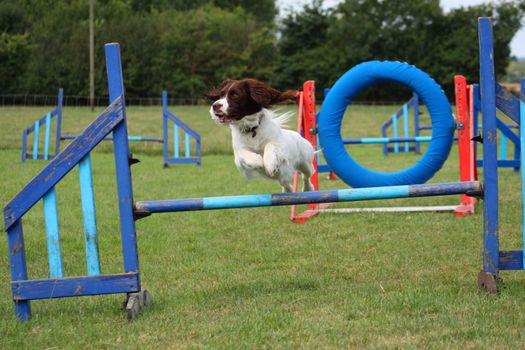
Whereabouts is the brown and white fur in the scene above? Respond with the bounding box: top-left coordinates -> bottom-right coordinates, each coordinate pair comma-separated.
207,79 -> 315,192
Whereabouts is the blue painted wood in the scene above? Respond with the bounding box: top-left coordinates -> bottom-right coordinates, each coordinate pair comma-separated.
413,94 -> 421,153
33,120 -> 40,160
392,113 -> 399,153
476,159 -> 521,168
185,132 -> 190,158
318,164 -> 331,173
44,112 -> 51,160
174,124 -> 179,158
4,99 -> 125,230
62,134 -> 162,143
343,136 -> 432,145
479,17 -> 499,275
79,154 -> 101,276
21,130 -> 27,163
496,118 -> 520,147
6,220 -> 31,320
55,89 -> 64,157
403,103 -> 409,152
499,251 -> 524,270
164,111 -> 201,139
521,78 -> 525,268
500,134 -> 507,160
105,43 -> 141,281
381,119 -> 388,156
162,102 -> 201,165
195,132 -> 202,166
163,157 -> 202,164
43,187 -> 63,278
387,146 -> 418,152
134,181 -> 480,214
162,91 -> 169,164
495,82 -> 520,124
12,273 -> 140,300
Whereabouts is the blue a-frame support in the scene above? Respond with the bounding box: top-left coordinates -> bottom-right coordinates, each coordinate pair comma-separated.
4,43 -> 143,320
162,91 -> 201,166
478,17 -> 525,292
472,82 -> 521,170
21,89 -> 63,162
381,93 -> 421,156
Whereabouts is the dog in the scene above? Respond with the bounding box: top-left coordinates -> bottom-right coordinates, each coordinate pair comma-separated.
207,79 -> 315,193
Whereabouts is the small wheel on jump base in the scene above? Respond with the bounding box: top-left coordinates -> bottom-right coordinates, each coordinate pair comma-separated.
123,289 -> 153,320
478,270 -> 499,294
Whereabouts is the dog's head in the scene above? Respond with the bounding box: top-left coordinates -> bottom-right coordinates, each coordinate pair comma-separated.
207,79 -> 297,125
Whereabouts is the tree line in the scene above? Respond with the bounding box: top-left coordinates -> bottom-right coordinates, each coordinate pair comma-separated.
1,0 -> 524,101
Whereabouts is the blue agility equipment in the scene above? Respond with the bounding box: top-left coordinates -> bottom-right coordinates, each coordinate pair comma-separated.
21,89 -> 63,162
162,91 -> 201,166
477,17 -> 525,292
470,82 -> 521,170
21,89 -> 201,167
4,17 -> 523,321
318,61 -> 455,188
380,93 -> 421,155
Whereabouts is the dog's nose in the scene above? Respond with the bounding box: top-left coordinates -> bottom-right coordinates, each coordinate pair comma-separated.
212,102 -> 222,112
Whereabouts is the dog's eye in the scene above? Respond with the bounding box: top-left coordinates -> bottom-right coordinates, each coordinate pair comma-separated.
230,91 -> 238,98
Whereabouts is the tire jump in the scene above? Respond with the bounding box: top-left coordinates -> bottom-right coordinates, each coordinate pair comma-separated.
318,61 -> 455,188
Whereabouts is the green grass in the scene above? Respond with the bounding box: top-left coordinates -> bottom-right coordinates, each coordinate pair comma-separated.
1,104 -> 525,349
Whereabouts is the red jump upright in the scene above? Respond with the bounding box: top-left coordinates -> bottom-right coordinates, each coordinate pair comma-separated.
454,75 -> 478,217
290,81 -> 331,223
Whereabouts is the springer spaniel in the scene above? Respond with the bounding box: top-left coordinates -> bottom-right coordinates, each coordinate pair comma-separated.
208,79 -> 315,192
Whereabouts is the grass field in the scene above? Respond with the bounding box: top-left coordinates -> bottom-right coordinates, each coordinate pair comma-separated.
1,103 -> 525,349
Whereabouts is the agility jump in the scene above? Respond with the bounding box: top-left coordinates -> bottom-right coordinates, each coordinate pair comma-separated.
291,66 -> 478,221
21,89 -> 201,166
3,17 -> 522,321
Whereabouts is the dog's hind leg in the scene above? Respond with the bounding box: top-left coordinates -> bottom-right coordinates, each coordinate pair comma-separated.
281,183 -> 294,193
298,161 -> 315,192
278,166 -> 295,193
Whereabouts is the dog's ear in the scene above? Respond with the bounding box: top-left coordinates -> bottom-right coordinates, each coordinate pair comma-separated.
247,79 -> 298,108
275,90 -> 299,104
205,79 -> 232,101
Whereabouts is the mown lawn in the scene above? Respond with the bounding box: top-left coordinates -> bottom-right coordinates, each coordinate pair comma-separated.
1,103 -> 524,349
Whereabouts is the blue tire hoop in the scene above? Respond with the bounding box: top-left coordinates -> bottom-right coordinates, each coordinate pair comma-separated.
318,61 -> 454,188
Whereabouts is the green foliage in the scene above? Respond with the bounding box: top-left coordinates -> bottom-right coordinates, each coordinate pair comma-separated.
273,0 -> 331,91
0,32 -> 31,93
504,58 -> 525,82
0,0 -> 523,99
276,0 -> 525,99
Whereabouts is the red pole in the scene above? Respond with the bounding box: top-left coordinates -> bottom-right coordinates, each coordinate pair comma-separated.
290,81 -> 331,223
454,75 -> 477,217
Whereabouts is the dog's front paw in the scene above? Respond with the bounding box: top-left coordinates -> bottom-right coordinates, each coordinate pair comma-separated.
237,154 -> 264,170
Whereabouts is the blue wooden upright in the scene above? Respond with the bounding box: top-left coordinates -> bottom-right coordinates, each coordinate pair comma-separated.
162,91 -> 201,167
21,89 -> 63,162
381,93 -> 421,156
4,43 -> 145,321
477,17 -> 525,292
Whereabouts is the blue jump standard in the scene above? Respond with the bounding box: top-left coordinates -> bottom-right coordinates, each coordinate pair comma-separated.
134,181 -> 481,216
